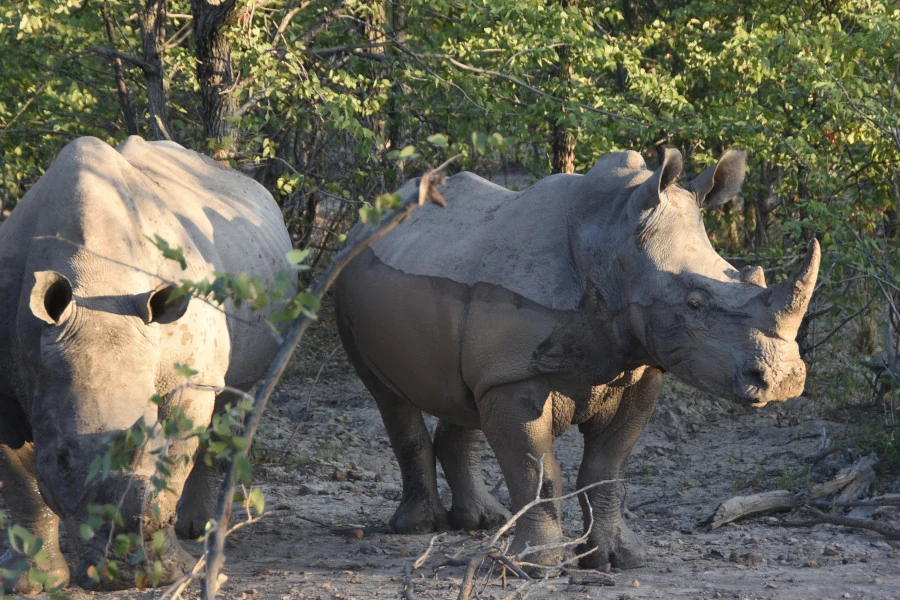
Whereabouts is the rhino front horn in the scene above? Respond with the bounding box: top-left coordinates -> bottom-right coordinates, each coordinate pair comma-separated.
770,238 -> 821,334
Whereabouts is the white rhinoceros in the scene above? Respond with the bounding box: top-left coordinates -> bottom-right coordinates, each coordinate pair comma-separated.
0,136 -> 295,592
334,148 -> 819,570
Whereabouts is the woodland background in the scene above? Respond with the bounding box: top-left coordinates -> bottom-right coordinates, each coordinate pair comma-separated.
0,0 -> 898,465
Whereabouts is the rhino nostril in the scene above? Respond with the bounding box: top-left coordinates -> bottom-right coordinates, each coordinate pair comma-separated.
56,451 -> 70,473
743,364 -> 769,389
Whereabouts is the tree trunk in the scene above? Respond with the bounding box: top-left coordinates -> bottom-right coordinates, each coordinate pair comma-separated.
191,0 -> 241,155
550,0 -> 577,174
386,3 -> 407,183
135,0 -> 173,140
103,1 -> 138,135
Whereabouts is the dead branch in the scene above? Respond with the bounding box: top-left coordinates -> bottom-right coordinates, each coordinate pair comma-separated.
201,162 -> 457,599
785,507 -> 900,540
807,494 -> 900,509
454,454 -> 618,600
401,534 -> 442,600
704,490 -> 800,530
808,454 -> 877,500
704,453 -> 898,544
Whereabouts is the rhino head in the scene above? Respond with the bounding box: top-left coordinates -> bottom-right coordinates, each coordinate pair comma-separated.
599,148 -> 819,406
26,268 -> 209,585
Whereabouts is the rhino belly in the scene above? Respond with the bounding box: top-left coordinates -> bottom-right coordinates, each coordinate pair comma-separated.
335,250 -> 479,427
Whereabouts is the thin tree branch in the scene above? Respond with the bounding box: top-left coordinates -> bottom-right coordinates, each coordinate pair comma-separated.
200,163 -> 455,600
298,0 -> 347,46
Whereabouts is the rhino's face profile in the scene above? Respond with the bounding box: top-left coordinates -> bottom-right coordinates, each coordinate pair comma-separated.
618,149 -> 819,405
27,269 -> 190,533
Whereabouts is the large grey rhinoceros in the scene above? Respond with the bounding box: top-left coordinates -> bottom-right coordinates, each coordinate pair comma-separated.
334,148 -> 819,570
0,136 -> 294,592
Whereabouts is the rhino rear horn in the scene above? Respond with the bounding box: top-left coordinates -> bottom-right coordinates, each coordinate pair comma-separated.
139,283 -> 189,325
689,149 -> 748,208
31,270 -> 73,325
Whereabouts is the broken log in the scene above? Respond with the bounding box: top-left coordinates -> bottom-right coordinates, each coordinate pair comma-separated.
704,490 -> 800,530
809,454 -> 878,500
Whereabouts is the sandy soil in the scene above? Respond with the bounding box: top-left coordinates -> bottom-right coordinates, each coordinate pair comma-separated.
9,337 -> 900,600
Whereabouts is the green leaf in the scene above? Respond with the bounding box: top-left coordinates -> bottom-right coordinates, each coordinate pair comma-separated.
233,454 -> 252,484
286,248 -> 309,265
248,487 -> 265,515
150,530 -> 167,554
427,133 -> 449,148
175,363 -> 199,378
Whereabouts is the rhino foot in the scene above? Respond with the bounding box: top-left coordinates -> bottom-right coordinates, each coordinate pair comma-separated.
508,539 -> 567,578
448,497 -> 510,531
73,529 -> 196,591
390,495 -> 449,534
176,459 -> 220,539
576,520 -> 647,570
0,548 -> 70,595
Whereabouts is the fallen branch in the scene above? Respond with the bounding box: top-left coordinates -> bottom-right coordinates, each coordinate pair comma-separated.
784,507 -> 900,540
704,490 -> 800,530
455,454 -> 619,600
808,454 -> 877,500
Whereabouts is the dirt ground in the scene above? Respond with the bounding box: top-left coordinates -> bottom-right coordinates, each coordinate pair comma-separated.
25,325 -> 897,600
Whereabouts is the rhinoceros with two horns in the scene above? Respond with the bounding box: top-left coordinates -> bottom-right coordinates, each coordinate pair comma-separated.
0,136 -> 295,591
334,148 -> 819,569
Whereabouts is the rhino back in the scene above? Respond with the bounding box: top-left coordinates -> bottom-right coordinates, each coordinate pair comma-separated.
370,171 -> 583,311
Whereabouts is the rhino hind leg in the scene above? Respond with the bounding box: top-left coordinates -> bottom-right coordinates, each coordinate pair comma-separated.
0,438 -> 70,594
433,420 -> 510,530
358,371 -> 448,533
575,368 -> 661,570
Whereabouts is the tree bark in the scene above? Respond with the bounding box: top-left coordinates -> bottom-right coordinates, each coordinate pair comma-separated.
103,1 -> 138,135
550,0 -> 576,174
135,0 -> 174,140
191,0 -> 241,154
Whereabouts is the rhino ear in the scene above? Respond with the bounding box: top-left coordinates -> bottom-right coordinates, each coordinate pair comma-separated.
31,271 -> 74,326
139,283 -> 189,325
636,147 -> 683,211
690,149 -> 748,208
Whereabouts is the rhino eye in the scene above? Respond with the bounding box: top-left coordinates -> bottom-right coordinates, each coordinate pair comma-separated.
686,292 -> 704,310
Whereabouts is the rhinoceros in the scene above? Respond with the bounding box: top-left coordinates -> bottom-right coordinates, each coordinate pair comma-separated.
0,136 -> 294,592
334,148 -> 819,570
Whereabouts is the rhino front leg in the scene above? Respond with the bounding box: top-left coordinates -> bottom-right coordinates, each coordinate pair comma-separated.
480,380 -> 566,569
0,437 -> 70,594
576,368 -> 661,570
176,388 -> 243,539
434,420 -> 510,530
175,458 -> 219,539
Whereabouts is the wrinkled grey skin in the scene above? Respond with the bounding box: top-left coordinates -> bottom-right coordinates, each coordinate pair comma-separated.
334,149 -> 820,571
0,136 -> 294,592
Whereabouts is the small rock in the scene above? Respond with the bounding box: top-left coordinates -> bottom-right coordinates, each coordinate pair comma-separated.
357,542 -> 379,555
823,547 -> 840,556
744,554 -> 764,567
